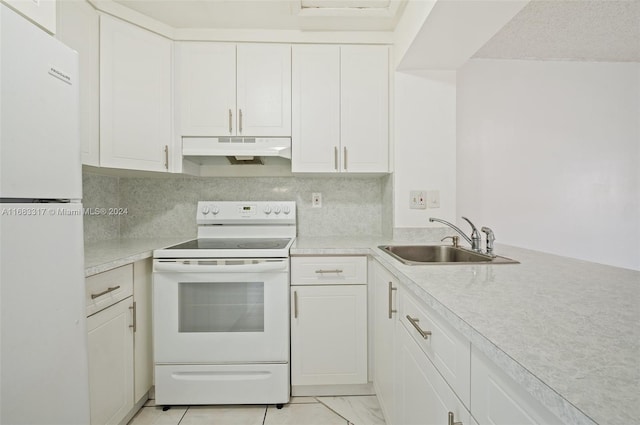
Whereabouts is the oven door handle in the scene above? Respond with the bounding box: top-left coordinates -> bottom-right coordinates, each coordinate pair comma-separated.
154,260 -> 288,273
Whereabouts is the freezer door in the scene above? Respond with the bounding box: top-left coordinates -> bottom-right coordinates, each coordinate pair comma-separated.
0,203 -> 90,424
0,4 -> 81,200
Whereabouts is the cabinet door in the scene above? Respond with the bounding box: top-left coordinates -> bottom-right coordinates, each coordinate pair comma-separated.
100,15 -> 172,172
341,45 -> 389,172
56,0 -> 99,166
291,285 -> 367,386
471,347 -> 563,424
400,288 -> 471,407
373,262 -> 398,423
237,43 -> 291,136
396,323 -> 471,425
87,297 -> 134,425
133,259 -> 153,403
176,42 -> 236,136
291,45 -> 340,173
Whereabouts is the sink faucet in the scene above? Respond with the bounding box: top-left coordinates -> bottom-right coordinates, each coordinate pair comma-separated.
481,227 -> 495,257
429,216 -> 482,252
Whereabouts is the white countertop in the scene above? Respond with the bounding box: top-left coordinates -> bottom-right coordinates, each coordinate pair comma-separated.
291,237 -> 640,425
85,236 -> 640,424
84,237 -> 192,277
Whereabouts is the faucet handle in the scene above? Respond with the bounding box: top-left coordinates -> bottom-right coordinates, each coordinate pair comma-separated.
461,216 -> 482,252
441,235 -> 459,248
461,216 -> 478,232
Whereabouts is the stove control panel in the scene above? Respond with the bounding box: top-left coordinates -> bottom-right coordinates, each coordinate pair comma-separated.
197,201 -> 296,225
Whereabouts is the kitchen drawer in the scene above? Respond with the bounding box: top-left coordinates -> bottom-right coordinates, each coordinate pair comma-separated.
291,256 -> 367,285
86,264 -> 133,317
399,288 -> 471,408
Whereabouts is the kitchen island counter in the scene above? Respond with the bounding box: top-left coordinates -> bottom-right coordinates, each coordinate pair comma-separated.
291,237 -> 640,425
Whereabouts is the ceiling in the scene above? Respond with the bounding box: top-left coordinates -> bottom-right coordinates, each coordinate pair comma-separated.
111,0 -> 640,62
111,0 -> 407,31
474,0 -> 640,62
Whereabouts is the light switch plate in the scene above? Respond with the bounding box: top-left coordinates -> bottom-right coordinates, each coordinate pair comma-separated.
410,191 -> 427,209
427,190 -> 440,208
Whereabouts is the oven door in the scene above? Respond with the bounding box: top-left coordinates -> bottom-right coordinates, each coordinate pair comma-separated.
153,258 -> 289,364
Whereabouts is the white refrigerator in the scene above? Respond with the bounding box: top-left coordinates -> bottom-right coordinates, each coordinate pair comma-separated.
0,4 -> 91,424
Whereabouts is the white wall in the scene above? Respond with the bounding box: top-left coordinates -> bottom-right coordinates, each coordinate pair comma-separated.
457,59 -> 640,270
394,70 -> 457,228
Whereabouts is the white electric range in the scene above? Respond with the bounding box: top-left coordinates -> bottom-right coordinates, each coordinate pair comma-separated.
152,201 -> 296,407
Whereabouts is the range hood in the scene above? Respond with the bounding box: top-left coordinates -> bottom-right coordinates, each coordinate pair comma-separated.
182,137 -> 291,165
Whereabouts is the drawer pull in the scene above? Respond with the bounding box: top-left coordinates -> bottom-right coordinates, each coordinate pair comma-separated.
448,412 -> 463,425
315,269 -> 343,274
90,285 -> 121,299
129,302 -> 137,332
406,315 -> 432,339
388,281 -> 397,319
293,291 -> 299,319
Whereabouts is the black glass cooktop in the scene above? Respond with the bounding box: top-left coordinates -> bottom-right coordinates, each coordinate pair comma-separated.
166,238 -> 292,250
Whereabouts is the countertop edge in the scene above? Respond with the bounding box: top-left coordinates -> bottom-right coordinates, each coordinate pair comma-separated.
84,237 -> 193,277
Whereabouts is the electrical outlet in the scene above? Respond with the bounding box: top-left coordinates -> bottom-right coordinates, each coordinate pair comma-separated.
410,191 -> 427,209
312,192 -> 322,208
427,190 -> 440,208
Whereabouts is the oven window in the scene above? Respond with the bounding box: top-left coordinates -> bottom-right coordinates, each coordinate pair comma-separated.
178,282 -> 265,332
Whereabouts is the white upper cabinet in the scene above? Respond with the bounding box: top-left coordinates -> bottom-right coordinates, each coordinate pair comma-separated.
56,0 -> 99,166
176,42 -> 291,137
100,15 -> 173,172
237,44 -> 291,136
3,0 -> 56,33
292,44 -> 389,173
291,45 -> 341,173
341,45 -> 389,172
175,42 -> 236,136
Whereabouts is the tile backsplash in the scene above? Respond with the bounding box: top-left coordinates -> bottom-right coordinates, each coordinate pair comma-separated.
83,171 -> 390,242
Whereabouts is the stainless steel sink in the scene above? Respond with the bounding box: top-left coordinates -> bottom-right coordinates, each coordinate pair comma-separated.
378,245 -> 518,265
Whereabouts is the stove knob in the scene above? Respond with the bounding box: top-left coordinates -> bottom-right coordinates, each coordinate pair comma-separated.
283,206 -> 291,215
273,205 -> 281,215
211,206 -> 219,215
264,205 -> 272,215
202,206 -> 210,215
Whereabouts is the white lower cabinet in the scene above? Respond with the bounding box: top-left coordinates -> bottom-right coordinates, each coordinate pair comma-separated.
87,297 -> 134,425
372,262 -> 564,425
291,284 -> 368,386
372,261 -> 398,423
396,321 -> 471,425
399,286 -> 470,407
86,260 -> 153,425
471,347 -> 563,425
290,256 -> 368,391
133,259 -> 153,402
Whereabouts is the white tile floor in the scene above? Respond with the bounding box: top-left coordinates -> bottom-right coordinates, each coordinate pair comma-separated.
128,395 -> 386,425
